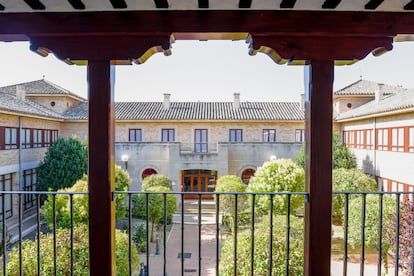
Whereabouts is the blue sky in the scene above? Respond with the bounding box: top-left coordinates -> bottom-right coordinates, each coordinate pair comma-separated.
1,40 -> 413,102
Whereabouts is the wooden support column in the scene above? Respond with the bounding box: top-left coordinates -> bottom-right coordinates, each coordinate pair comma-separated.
88,61 -> 116,275
304,60 -> 334,276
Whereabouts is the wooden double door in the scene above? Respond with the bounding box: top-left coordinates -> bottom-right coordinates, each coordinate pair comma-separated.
182,170 -> 217,199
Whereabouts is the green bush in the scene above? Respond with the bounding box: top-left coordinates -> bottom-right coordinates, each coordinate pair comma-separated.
215,175 -> 248,216
132,224 -> 147,253
37,137 -> 88,194
132,186 -> 176,242
114,165 -> 132,219
141,174 -> 172,191
332,168 -> 378,224
347,194 -> 396,269
4,224 -> 139,276
43,166 -> 131,228
43,177 -> 89,228
248,159 -> 305,215
333,131 -> 357,170
222,209 -> 252,232
220,215 -> 304,275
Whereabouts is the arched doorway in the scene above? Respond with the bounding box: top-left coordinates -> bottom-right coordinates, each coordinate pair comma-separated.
241,168 -> 256,184
182,169 -> 217,199
141,168 -> 157,179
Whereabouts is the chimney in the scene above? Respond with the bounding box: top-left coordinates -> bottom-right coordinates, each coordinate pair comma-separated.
375,83 -> 384,102
233,93 -> 240,110
300,93 -> 305,110
16,85 -> 25,101
163,93 -> 171,109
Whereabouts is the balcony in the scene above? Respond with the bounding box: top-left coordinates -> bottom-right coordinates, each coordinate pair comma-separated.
0,190 -> 412,275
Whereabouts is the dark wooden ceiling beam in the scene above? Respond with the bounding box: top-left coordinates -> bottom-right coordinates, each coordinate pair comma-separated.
404,0 -> 414,10
1,11 -> 414,36
67,0 -> 85,9
23,0 -> 45,10
322,0 -> 341,9
154,0 -> 169,8
239,0 -> 252,9
109,0 -> 127,9
198,0 -> 209,8
365,0 -> 384,10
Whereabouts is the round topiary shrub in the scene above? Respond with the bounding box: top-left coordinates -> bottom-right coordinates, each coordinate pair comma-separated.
248,159 -> 305,215
215,175 -> 248,216
141,174 -> 172,191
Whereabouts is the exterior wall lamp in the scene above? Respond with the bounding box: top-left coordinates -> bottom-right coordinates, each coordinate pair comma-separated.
121,154 -> 129,170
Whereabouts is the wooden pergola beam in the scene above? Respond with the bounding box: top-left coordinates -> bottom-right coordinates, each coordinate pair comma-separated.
1,11 -> 414,36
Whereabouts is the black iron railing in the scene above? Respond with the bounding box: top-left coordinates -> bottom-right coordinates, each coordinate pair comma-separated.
0,190 -> 413,275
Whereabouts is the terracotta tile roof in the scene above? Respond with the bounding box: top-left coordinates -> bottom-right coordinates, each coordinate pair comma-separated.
64,101 -> 304,121
334,79 -> 406,96
0,92 -> 64,119
336,89 -> 414,121
0,79 -> 86,100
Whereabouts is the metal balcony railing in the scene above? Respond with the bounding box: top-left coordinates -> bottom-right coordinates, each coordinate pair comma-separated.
0,190 -> 413,275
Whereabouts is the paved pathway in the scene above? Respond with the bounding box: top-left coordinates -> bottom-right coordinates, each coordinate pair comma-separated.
144,223 -> 218,276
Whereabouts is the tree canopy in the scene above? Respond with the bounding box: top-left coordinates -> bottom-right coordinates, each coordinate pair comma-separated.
37,137 -> 88,192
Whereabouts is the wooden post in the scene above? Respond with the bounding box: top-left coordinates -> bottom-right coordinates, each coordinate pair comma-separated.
88,61 -> 116,275
304,60 -> 334,276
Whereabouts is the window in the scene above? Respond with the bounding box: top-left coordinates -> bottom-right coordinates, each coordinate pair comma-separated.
44,130 -> 51,147
162,129 -> 175,142
129,129 -> 142,142
391,127 -> 404,152
0,127 -> 57,150
33,129 -> 42,148
295,129 -> 305,143
21,128 -> 58,148
377,128 -> 388,151
409,127 -> 414,153
0,174 -> 12,221
2,127 -> 18,150
263,129 -> 276,142
343,130 -> 355,148
22,128 -> 31,148
356,130 -> 364,148
23,169 -> 37,210
52,130 -> 58,144
366,129 -> 373,149
230,129 -> 243,143
194,129 -> 208,153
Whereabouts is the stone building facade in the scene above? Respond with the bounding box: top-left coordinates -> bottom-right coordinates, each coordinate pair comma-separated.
0,80 -> 305,225
2,78 -> 413,226
334,79 -> 414,201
